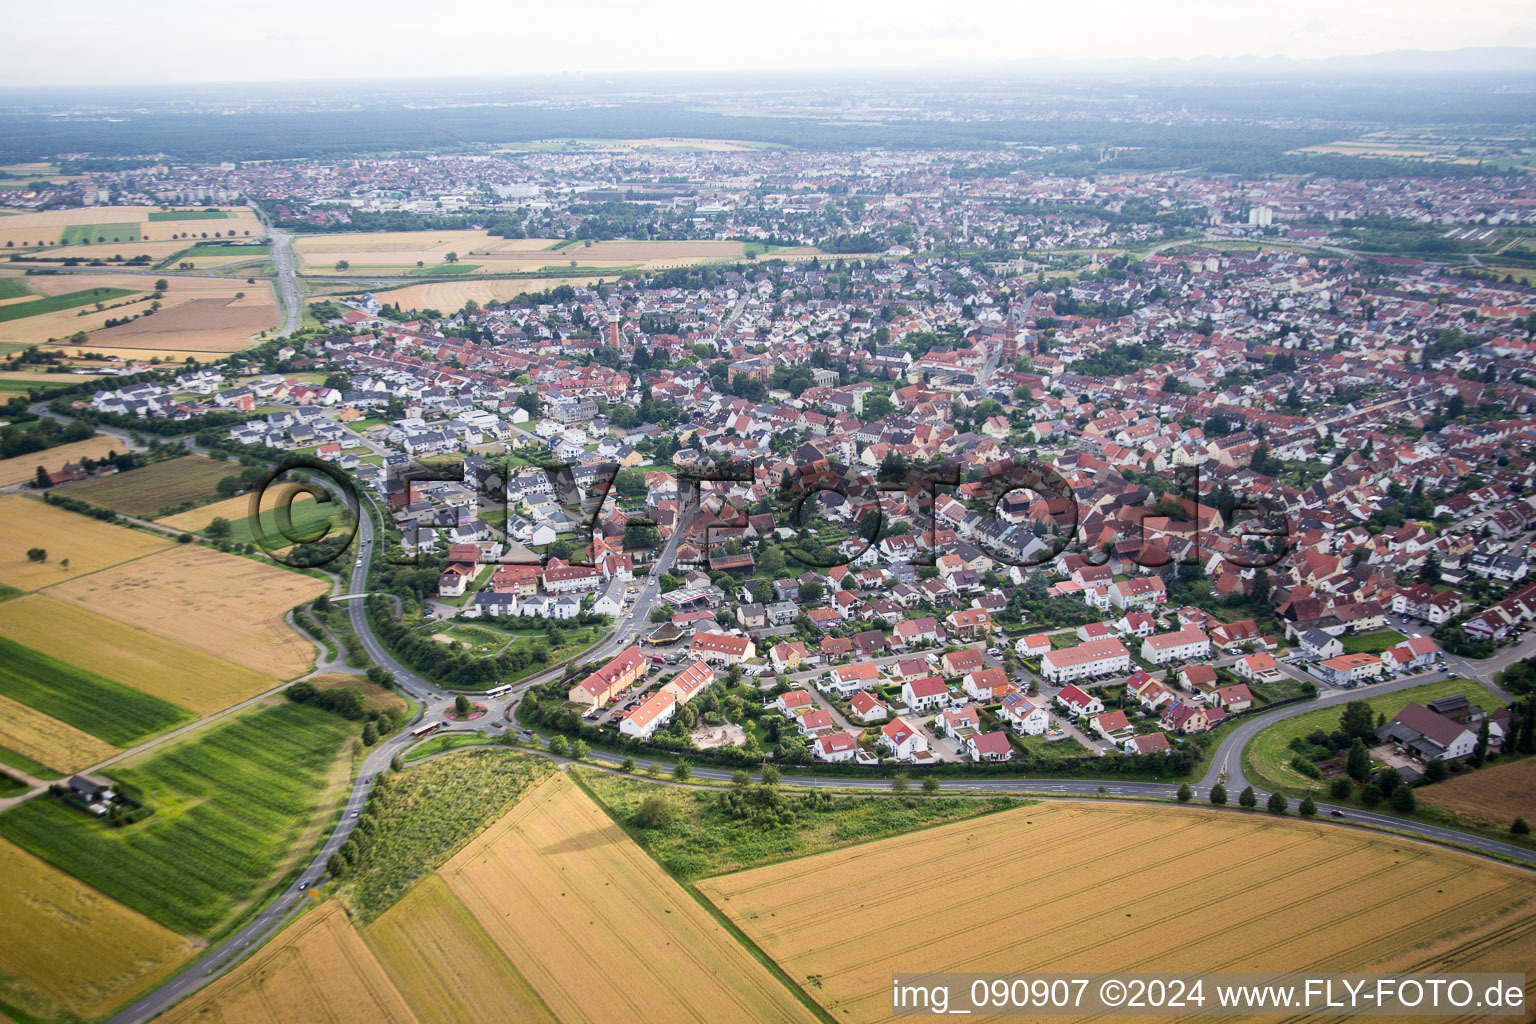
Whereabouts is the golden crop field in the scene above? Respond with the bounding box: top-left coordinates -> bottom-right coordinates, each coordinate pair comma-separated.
295,230 -> 556,274
374,275 -> 613,312
366,875 -> 556,1024
47,544 -> 327,678
0,494 -> 169,589
0,691 -> 118,773
0,595 -> 280,713
0,837 -> 192,1021
440,774 -> 817,1024
0,435 -> 130,487
1417,757 -> 1536,827
700,802 -> 1536,1024
0,206 -> 262,250
159,901 -> 419,1024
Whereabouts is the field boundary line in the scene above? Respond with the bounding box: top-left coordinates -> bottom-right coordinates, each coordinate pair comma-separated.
567,769 -> 838,1024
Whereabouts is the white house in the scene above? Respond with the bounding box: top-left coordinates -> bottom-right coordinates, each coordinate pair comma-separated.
813,731 -> 861,763
999,691 -> 1049,735
1140,627 -> 1211,666
880,717 -> 929,761
618,689 -> 676,741
901,676 -> 952,712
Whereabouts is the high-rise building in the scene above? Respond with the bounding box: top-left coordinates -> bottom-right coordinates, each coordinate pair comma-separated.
607,313 -> 621,349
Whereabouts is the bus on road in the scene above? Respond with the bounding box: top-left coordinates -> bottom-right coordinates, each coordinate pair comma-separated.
410,721 -> 444,739
484,684 -> 512,699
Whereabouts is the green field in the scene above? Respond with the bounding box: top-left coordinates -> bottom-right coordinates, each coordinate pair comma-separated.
227,494 -> 353,547
0,702 -> 354,935
0,634 -> 193,747
0,279 -> 32,301
147,210 -> 234,222
406,264 -> 482,276
55,455 -> 233,518
157,243 -> 270,268
0,743 -> 61,780
0,378 -> 74,394
0,287 -> 137,324
1245,678 -> 1504,795
59,222 -> 142,245
340,750 -> 554,922
575,768 -> 1023,880
1341,630 -> 1407,655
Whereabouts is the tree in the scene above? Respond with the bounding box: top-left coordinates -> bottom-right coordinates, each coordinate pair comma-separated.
206,517 -> 232,540
1473,719 -> 1490,768
633,795 -> 675,829
361,721 -> 378,745
1299,795 -> 1317,816
672,761 -> 691,782
547,734 -> 567,756
1239,786 -> 1257,809
1267,792 -> 1288,814
25,547 -> 46,563
569,739 -> 588,761
334,260 -> 350,271
154,279 -> 168,292
1512,817 -> 1530,836
922,775 -> 940,795
445,252 -> 459,263
1338,701 -> 1375,743
1176,783 -> 1192,803
760,764 -> 782,786
454,694 -> 472,718
1346,738 -> 1372,782
1359,783 -> 1383,807
890,774 -> 910,792
1209,783 -> 1228,805
33,466 -> 49,489
1423,758 -> 1449,783
390,755 -> 403,772
732,770 -> 750,787
1389,784 -> 1415,813
621,756 -> 636,773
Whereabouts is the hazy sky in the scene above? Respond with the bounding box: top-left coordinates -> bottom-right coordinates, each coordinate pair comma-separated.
5,0 -> 1535,87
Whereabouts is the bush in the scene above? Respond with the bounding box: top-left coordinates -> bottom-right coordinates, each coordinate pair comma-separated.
632,794 -> 675,830
620,756 -> 636,773
1239,786 -> 1257,809
1267,792 -> 1288,814
1176,783 -> 1192,802
1329,777 -> 1352,800
1299,795 -> 1317,816
1209,783 -> 1227,806
547,734 -> 567,756
1513,817 -> 1530,836
890,774 -> 910,793
1289,754 -> 1323,779
1359,783 -> 1383,807
1388,784 -> 1415,813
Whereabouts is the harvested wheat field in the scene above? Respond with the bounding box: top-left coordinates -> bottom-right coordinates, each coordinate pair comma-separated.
0,273 -> 276,352
0,595 -> 279,713
87,292 -> 277,355
295,230 -> 541,273
377,275 -> 612,312
700,802 -> 1536,1024
0,692 -> 119,773
440,774 -> 816,1024
47,545 -> 326,677
366,875 -> 556,1024
1417,758 -> 1536,828
159,900 -> 418,1024
0,494 -> 169,589
0,837 -> 192,1022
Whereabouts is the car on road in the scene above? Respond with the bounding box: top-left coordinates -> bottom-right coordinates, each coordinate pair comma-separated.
350,811 -> 359,818
1330,810 -> 1345,818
